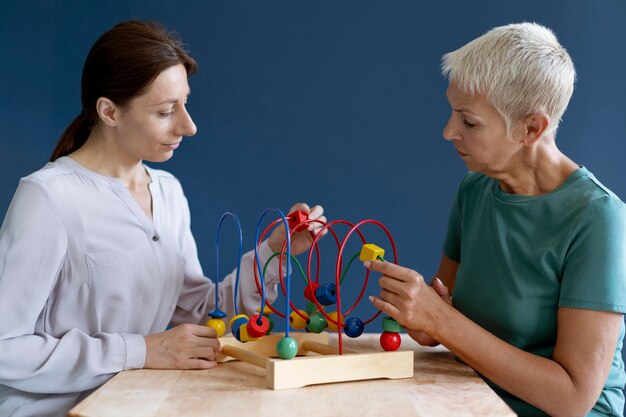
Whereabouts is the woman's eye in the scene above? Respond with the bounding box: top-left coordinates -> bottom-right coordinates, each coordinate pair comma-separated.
462,118 -> 476,129
159,111 -> 174,118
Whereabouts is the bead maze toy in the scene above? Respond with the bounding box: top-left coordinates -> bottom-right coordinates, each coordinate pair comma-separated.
207,209 -> 414,389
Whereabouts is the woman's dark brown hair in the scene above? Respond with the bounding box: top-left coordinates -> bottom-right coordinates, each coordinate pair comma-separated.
50,20 -> 197,161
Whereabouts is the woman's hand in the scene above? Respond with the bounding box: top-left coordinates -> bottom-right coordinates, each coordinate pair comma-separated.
366,260 -> 451,343
267,203 -> 326,256
144,324 -> 220,370
406,277 -> 452,346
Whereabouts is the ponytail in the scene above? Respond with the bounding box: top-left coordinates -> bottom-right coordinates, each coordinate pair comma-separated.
49,112 -> 91,162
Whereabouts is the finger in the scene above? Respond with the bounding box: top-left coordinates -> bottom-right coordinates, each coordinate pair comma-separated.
368,294 -> 402,319
379,288 -> 406,309
308,216 -> 327,233
188,346 -> 218,361
364,260 -> 421,283
412,332 -> 440,347
432,277 -> 452,304
378,275 -> 407,296
308,205 -> 324,220
189,324 -> 218,338
183,359 -> 218,370
289,203 -> 310,214
189,336 -> 221,351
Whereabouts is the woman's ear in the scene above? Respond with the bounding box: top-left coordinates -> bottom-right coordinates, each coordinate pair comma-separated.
95,97 -> 118,127
522,113 -> 551,146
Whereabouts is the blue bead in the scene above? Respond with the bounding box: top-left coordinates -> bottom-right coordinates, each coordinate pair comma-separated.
315,283 -> 337,306
209,309 -> 227,319
344,317 -> 364,338
230,316 -> 248,341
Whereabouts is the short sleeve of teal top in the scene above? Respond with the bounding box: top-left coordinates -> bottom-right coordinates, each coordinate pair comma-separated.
443,167 -> 626,417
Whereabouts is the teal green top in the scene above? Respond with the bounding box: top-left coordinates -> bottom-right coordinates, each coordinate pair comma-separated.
443,167 -> 626,417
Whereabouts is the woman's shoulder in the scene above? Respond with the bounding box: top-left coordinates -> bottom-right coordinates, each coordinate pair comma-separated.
21,159 -> 75,186
571,168 -> 626,218
575,167 -> 624,202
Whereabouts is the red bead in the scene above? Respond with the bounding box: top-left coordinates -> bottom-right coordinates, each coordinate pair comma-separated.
380,331 -> 401,351
246,314 -> 270,338
288,210 -> 309,232
303,281 -> 320,303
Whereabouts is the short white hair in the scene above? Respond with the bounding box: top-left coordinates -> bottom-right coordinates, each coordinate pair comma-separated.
441,22 -> 576,137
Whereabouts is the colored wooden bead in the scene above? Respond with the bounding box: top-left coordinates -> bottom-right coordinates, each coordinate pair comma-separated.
315,283 -> 336,306
380,331 -> 401,351
326,311 -> 343,332
255,306 -> 272,315
289,310 -> 309,330
246,314 -> 270,338
239,323 -> 261,342
265,314 -> 274,334
208,309 -> 227,319
305,301 -> 319,314
359,243 -> 385,262
287,210 -> 309,232
382,316 -> 403,333
306,312 -> 327,333
303,281 -> 320,303
276,336 -> 299,359
344,317 -> 364,338
206,318 -> 226,337
229,314 -> 249,341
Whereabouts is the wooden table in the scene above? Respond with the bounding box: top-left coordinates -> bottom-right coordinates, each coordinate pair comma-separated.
69,333 -> 516,417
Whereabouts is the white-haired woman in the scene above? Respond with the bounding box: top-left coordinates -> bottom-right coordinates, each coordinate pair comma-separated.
368,23 -> 626,417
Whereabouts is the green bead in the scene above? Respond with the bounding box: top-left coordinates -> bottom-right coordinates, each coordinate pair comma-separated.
265,314 -> 274,334
382,316 -> 403,333
276,336 -> 298,359
305,301 -> 319,314
306,312 -> 327,333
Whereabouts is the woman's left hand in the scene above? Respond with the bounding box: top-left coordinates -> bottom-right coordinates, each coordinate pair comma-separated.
267,203 -> 326,256
365,260 -> 448,336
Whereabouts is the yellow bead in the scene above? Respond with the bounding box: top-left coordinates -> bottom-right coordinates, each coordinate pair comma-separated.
239,322 -> 261,342
256,306 -> 272,315
326,311 -> 343,332
206,318 -> 226,337
359,243 -> 385,262
289,310 -> 309,330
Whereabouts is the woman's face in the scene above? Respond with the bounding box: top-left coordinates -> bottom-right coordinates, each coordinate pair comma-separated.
443,83 -> 522,176
113,64 -> 197,163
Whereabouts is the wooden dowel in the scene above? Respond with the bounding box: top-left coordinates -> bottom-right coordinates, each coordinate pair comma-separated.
221,345 -> 268,368
300,340 -> 354,355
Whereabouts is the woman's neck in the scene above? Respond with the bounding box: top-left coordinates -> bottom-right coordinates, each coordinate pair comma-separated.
497,138 -> 579,196
68,131 -> 149,189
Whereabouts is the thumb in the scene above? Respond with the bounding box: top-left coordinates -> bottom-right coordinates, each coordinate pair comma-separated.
432,277 -> 452,304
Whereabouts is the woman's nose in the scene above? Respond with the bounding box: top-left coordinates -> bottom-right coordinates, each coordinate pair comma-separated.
177,107 -> 197,137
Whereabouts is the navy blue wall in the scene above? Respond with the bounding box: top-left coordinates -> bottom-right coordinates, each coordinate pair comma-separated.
1,1 -> 625,330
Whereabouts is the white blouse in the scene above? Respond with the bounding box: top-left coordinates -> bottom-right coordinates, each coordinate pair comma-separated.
0,157 -> 281,417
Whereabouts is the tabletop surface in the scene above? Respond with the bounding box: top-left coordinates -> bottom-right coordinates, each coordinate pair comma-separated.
69,333 -> 516,417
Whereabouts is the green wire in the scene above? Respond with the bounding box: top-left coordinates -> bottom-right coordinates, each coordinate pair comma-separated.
263,252 -> 308,284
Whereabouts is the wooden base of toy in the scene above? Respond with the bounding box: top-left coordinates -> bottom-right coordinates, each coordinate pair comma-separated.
217,333 -> 414,390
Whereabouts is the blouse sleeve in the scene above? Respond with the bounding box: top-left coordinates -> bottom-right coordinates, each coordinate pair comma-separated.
170,191 -> 282,326
0,179 -> 145,394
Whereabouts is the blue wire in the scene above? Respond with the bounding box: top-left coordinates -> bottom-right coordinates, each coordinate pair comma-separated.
254,208 -> 291,337
214,212 -> 243,317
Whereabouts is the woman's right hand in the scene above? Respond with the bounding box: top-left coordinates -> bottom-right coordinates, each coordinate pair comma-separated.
406,277 -> 452,346
144,324 -> 220,369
